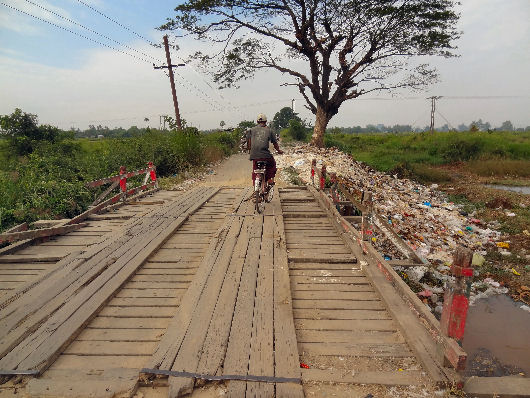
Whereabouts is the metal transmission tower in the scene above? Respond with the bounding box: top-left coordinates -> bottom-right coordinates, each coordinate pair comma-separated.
428,96 -> 443,133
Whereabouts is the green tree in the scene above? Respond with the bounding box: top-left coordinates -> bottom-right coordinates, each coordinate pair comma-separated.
238,120 -> 255,129
161,0 -> 460,147
273,107 -> 302,130
0,108 -> 60,155
500,120 -> 514,131
287,119 -> 307,141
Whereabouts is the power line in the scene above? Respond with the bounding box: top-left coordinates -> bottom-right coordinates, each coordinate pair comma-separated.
23,0 -> 164,64
2,3 -> 229,111
74,0 -> 157,46
1,2 -> 152,64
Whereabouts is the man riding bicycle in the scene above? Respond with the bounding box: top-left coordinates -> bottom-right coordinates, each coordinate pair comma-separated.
246,113 -> 283,191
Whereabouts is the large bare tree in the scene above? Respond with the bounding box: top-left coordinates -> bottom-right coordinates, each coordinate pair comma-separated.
161,0 -> 460,146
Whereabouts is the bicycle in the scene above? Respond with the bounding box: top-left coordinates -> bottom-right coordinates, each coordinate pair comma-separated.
253,161 -> 274,213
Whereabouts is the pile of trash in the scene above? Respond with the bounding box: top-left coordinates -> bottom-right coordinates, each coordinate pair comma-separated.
276,144 -> 513,309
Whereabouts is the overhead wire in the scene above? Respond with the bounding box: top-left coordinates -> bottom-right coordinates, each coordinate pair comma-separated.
2,2 -> 227,112
22,0 -> 164,64
73,0 -> 234,113
73,0 -> 157,46
1,2 -> 152,64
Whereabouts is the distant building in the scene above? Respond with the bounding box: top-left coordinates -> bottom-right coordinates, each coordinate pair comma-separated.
97,134 -> 104,139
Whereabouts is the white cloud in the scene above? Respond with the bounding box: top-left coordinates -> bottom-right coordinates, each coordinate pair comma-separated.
0,0 -> 76,35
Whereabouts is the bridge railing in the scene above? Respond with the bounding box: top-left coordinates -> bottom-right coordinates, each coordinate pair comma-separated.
310,159 -> 472,375
0,162 -> 158,246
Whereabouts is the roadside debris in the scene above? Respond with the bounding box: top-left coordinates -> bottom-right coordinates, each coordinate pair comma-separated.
276,144 -> 527,311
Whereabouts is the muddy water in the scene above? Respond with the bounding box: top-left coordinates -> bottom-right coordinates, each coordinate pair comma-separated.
463,295 -> 530,376
486,184 -> 530,194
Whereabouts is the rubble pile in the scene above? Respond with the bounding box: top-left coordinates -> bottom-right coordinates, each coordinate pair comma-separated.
276,144 -> 512,309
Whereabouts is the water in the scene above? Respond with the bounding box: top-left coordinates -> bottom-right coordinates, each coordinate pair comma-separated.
463,295 -> 530,377
486,184 -> 530,194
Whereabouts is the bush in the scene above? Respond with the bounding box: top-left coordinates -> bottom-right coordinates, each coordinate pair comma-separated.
287,119 -> 308,141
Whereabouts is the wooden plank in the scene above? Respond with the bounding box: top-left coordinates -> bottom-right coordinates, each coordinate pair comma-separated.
0,223 -> 87,244
0,187 -> 218,374
289,269 -> 363,277
51,354 -> 148,370
292,299 -> 384,310
145,188 -> 251,374
4,223 -> 28,234
245,216 -> 275,398
288,262 -> 361,270
290,276 -> 367,284
172,218 -> 255,396
131,274 -> 193,283
298,342 -> 412,357
296,329 -> 404,344
89,317 -> 168,329
108,297 -> 181,307
293,283 -> 373,291
302,368 -> 425,386
136,268 -> 197,275
293,308 -> 390,320
292,291 -> 378,301
76,328 -> 163,342
224,219 -> 262,398
98,306 -> 177,318
296,319 -> 396,333
63,340 -> 157,356
0,251 -> 82,311
307,186 -> 456,384
125,282 -> 189,289
0,254 -> 64,263
272,215 -> 304,398
116,288 -> 185,298
288,256 -> 357,264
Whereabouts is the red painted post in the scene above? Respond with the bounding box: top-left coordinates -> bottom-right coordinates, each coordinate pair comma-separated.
119,166 -> 127,200
311,159 -> 316,186
440,247 -> 473,344
320,163 -> 327,191
148,161 -> 157,183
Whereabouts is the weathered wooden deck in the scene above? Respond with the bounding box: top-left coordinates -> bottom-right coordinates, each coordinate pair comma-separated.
0,185 -> 465,397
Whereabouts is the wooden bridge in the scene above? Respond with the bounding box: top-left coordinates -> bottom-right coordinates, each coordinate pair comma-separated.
0,159 -> 498,397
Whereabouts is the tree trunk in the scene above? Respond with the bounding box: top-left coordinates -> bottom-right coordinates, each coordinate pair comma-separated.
310,106 -> 331,148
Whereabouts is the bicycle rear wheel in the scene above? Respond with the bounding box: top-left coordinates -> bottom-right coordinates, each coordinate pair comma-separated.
254,175 -> 265,213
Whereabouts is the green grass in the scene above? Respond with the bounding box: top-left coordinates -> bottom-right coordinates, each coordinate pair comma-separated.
325,130 -> 530,174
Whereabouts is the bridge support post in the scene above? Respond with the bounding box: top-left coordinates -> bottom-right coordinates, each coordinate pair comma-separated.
440,246 -> 473,370
119,166 -> 127,202
311,159 -> 316,187
319,163 -> 327,191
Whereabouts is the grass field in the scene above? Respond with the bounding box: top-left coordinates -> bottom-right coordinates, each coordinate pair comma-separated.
324,130 -> 530,178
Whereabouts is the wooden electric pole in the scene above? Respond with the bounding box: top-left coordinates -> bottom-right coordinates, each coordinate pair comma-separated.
428,96 -> 442,134
162,35 -> 182,130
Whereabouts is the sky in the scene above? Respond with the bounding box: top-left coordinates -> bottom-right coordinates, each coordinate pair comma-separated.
0,0 -> 529,131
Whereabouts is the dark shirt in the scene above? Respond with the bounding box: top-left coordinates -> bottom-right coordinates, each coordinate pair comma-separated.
245,125 -> 277,160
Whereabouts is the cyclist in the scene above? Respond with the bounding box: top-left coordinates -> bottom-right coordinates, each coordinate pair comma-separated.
246,113 -> 283,191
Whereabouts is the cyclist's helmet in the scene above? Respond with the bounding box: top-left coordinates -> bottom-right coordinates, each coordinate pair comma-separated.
257,113 -> 267,123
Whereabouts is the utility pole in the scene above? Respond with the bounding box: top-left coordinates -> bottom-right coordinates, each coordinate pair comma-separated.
291,99 -> 295,112
428,96 -> 442,134
154,36 -> 185,130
